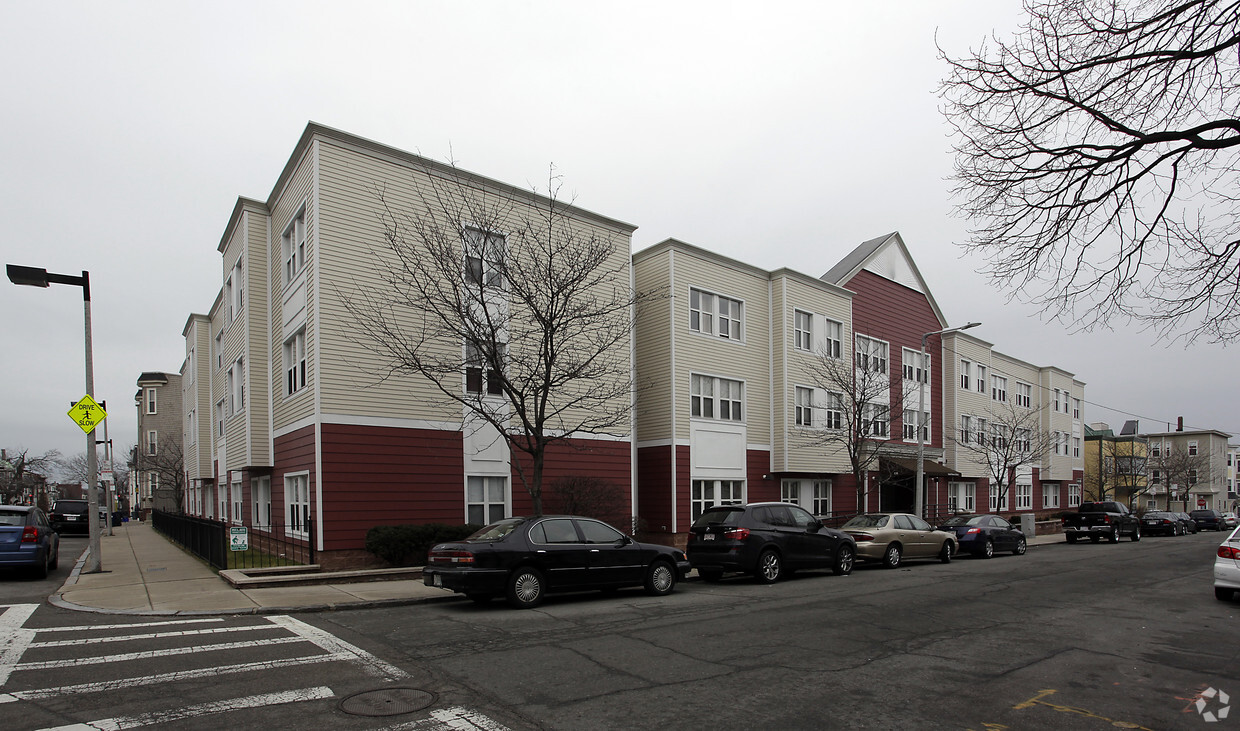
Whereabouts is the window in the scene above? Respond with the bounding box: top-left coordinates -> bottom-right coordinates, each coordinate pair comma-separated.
976,365 -> 987,393
231,478 -> 243,525
1062,391 -> 1071,413
285,329 -> 306,396
1189,469 -> 1198,486
813,480 -> 832,514
215,398 -> 225,437
794,310 -> 812,352
960,360 -> 971,390
795,387 -> 814,427
186,409 -> 196,446
1151,470 -> 1161,485
1054,389 -> 1062,412
1073,437 -> 1081,458
145,387 -> 157,415
285,473 -> 310,537
989,485 -> 1008,512
465,342 -> 505,396
531,518 -> 579,544
464,227 -> 505,288
1043,484 -> 1061,508
1016,428 -> 1031,453
1052,431 -> 1063,455
146,430 -> 158,456
960,415 -> 972,445
903,410 -> 929,442
689,288 -> 742,341
215,331 -> 223,370
781,479 -> 801,504
855,335 -> 888,374
948,482 -> 975,512
218,481 -> 229,522
862,402 -> 889,438
1014,484 -> 1032,510
990,423 -> 1007,450
283,210 -> 306,285
1069,483 -> 1082,507
991,375 -> 1007,403
187,347 -> 195,386
1015,383 -> 1032,408
227,358 -> 245,416
1189,441 -> 1199,456
690,479 -> 744,521
578,519 -> 625,544
1073,398 -> 1081,420
226,258 -> 244,323
976,417 -> 987,448
902,349 -> 930,384
148,472 -> 158,494
823,391 -> 843,430
466,476 -> 507,525
823,319 -> 842,359
691,374 -> 743,421
252,477 -> 271,528
1151,443 -> 1162,458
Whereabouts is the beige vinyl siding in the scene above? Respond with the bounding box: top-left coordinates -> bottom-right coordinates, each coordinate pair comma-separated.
944,336 -> 995,478
209,295 -> 226,470
313,139 -> 634,431
184,315 -> 214,480
633,249 -> 674,443
220,220 -> 249,471
671,251 -> 771,445
1039,367 -> 1079,480
777,273 -> 853,473
245,209 -> 271,466
269,151 -> 317,432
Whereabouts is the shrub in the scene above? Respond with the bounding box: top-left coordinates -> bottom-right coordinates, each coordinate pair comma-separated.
365,523 -> 480,567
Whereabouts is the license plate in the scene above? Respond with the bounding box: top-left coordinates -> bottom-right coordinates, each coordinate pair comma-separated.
66,515 -> 78,521
703,533 -> 715,541
433,574 -> 442,587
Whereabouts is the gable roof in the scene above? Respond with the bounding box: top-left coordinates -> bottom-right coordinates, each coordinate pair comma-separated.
820,231 -> 947,328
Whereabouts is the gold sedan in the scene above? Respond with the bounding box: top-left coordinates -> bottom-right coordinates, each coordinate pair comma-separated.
840,513 -> 957,568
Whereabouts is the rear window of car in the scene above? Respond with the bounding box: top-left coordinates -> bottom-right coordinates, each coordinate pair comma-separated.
692,508 -> 744,528
941,515 -> 985,527
466,518 -> 523,542
1192,511 -> 1218,518
842,514 -> 890,529
0,510 -> 27,526
54,501 -> 88,513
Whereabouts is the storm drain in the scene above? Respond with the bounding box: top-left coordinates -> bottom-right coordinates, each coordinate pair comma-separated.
338,687 -> 438,717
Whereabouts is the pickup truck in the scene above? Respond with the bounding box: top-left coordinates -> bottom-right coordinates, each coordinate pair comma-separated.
1062,501 -> 1142,544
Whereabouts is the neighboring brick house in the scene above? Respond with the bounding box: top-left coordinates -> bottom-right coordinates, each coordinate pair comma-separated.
134,371 -> 183,515
1142,424 -> 1233,512
181,123 -> 637,568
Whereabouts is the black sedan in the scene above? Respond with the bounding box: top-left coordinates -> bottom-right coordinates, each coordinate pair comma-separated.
936,513 -> 1027,558
423,515 -> 689,609
1141,511 -> 1185,536
0,505 -> 60,579
686,502 -> 856,583
1174,512 -> 1200,534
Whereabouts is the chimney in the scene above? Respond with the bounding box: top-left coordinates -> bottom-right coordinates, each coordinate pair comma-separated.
1177,416 -> 1184,432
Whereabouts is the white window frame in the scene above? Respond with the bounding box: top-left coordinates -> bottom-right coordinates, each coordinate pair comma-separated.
146,430 -> 158,456
989,484 -> 1008,512
464,227 -> 506,289
902,348 -> 930,384
1014,484 -> 1033,510
1073,437 -> 1081,458
960,415 -> 972,445
1043,484 -> 1061,508
855,335 -> 889,375
823,391 -> 843,430
466,475 -> 507,525
795,386 -> 814,427
948,482 -> 976,513
690,479 -> 744,521
1189,441 -> 1199,456
903,409 -> 929,443
691,373 -> 743,422
285,472 -> 310,538
231,477 -> 243,526
215,398 -> 225,437
862,402 -> 889,438
1073,398 -> 1081,420
823,319 -> 843,359
145,387 -> 157,415
991,375 -> 1008,403
960,359 -> 971,390
283,209 -> 306,287
252,476 -> 271,528
976,365 -> 987,394
228,357 -> 245,417
813,480 -> 832,515
794,310 -> 812,352
1069,483 -> 1082,507
1015,382 -> 1032,408
284,329 -> 307,396
689,287 -> 743,341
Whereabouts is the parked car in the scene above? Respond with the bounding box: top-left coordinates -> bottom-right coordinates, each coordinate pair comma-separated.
1173,512 -> 1199,534
1062,501 -> 1141,543
50,499 -> 91,534
1222,513 -> 1239,530
840,513 -> 956,568
1141,511 -> 1185,537
0,505 -> 60,579
936,514 -> 1027,558
1213,525 -> 1240,600
1191,509 -> 1225,531
686,502 -> 856,583
422,515 -> 689,609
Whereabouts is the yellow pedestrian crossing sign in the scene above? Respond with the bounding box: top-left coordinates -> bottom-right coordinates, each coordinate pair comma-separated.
68,395 -> 107,434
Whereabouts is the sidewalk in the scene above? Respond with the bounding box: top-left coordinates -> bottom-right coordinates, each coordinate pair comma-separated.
51,521 -> 453,616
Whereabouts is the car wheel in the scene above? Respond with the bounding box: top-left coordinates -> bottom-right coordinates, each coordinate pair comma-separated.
644,560 -> 677,596
833,544 -> 855,576
466,593 -> 493,604
48,543 -> 59,570
1108,528 -> 1120,543
1013,536 -> 1027,556
980,539 -> 994,559
33,551 -> 49,580
1130,527 -> 1141,542
698,568 -> 723,583
1216,587 -> 1235,601
939,541 -> 954,564
755,549 -> 782,584
1066,534 -> 1078,544
883,543 -> 902,569
506,567 -> 545,609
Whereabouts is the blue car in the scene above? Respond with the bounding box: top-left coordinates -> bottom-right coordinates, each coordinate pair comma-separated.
0,505 -> 60,579
937,513 -> 1027,559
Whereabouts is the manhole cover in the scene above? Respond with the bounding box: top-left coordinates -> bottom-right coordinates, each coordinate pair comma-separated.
338,687 -> 438,717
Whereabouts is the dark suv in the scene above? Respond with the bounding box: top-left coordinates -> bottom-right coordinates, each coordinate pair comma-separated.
51,499 -> 91,534
686,502 -> 856,583
1191,509 -> 1225,531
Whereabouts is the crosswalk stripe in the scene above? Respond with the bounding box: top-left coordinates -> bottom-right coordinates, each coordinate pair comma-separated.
17,636 -> 305,670
35,686 -> 336,730
0,604 -> 39,687
31,625 -> 274,648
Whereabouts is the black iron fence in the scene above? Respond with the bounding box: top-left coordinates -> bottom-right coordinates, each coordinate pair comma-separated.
152,510 -> 314,571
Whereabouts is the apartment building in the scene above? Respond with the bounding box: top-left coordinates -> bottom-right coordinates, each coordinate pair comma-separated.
181,123 -> 637,568
134,371 -> 183,515
1083,421 -> 1148,507
1142,423 -> 1233,512
181,311 -> 214,518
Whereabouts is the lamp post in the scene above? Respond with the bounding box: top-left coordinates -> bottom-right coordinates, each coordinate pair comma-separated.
7,264 -> 103,572
915,322 -> 981,518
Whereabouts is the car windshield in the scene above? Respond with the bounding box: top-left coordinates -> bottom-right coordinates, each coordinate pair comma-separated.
692,508 -> 743,528
0,510 -> 26,526
842,514 -> 889,529
941,515 -> 985,527
466,518 -> 524,542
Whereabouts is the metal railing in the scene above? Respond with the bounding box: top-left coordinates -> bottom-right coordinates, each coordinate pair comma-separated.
151,510 -> 314,571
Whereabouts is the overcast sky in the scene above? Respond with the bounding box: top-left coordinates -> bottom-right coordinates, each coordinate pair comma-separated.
1,1 -> 1234,475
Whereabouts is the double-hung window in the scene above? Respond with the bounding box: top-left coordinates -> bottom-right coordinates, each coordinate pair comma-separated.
689,288 -> 743,341
283,210 -> 306,286
903,410 -> 929,442
145,387 -> 157,415
1014,484 -> 1033,510
976,365 -> 987,393
855,335 -> 888,375
1069,483 -> 1082,507
464,228 -> 505,288
960,359 -> 971,390
989,485 -> 1008,512
823,391 -> 843,429
1015,383 -> 1032,408
1151,470 -> 1162,485
1189,441 -> 1199,456
862,402 -> 889,437
285,473 -> 310,537
1073,437 -> 1081,458
1073,398 -> 1081,420
690,479 -> 744,521
465,341 -> 505,396
1054,389 -> 1062,412
1043,484 -> 1061,509
691,374 -> 743,421
228,358 -> 245,416
252,477 -> 271,528
466,476 -> 507,525
990,423 -> 1007,450
231,478 -> 243,525
146,430 -> 158,456
285,329 -> 306,396
1189,469 -> 1198,486
991,375 -> 1007,403
976,417 -> 987,447
795,386 -> 813,426
960,415 -> 971,445
794,310 -> 812,352
823,319 -> 842,359
902,349 -> 929,384
1016,428 -> 1031,453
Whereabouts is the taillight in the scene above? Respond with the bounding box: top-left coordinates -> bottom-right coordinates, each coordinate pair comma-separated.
722,527 -> 750,541
1218,545 -> 1240,560
1102,516 -> 1112,524
429,549 -> 474,564
965,527 -> 981,535
22,526 -> 39,543
851,533 -> 874,542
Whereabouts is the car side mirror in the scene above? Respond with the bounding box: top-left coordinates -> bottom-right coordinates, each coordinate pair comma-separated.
809,520 -> 823,532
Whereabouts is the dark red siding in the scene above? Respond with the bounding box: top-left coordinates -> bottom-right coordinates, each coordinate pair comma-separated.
274,424 -> 317,536
637,445 -> 674,534
511,438 -> 633,527
747,450 -> 778,503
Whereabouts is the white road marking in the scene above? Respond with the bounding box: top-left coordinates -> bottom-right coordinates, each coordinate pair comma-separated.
31,624 -> 274,648
383,707 -> 513,730
267,614 -> 409,681
0,604 -> 38,686
18,636 -> 304,670
35,685 -> 335,730
34,618 -> 224,633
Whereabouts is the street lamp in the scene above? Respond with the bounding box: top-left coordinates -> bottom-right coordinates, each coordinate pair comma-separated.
7,264 -> 103,573
915,321 -> 981,518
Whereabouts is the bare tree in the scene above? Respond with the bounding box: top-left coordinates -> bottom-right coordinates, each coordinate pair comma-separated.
1147,443 -> 1214,510
940,0 -> 1240,343
0,447 -> 60,505
345,166 -> 654,516
952,402 -> 1057,512
543,475 -> 629,527
136,435 -> 186,513
1083,438 -> 1148,504
799,340 -> 903,512
57,451 -> 92,485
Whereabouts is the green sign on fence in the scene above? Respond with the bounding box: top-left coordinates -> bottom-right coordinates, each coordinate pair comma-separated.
229,526 -> 249,552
